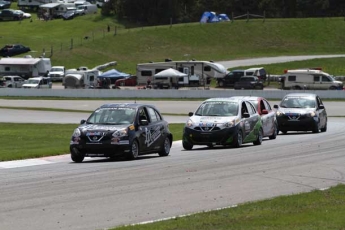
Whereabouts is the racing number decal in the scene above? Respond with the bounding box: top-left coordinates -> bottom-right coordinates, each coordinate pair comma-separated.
144,125 -> 162,147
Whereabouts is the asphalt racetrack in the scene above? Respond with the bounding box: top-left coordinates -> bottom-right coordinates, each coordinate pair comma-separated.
0,100 -> 345,230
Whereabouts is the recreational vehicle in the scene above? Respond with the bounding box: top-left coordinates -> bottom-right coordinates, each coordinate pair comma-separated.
0,56 -> 52,79
18,0 -> 60,10
281,68 -> 343,90
136,60 -> 227,87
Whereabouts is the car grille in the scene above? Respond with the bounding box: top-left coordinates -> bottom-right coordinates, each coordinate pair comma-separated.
193,126 -> 221,132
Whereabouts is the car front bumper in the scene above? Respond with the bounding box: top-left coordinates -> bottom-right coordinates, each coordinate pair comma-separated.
277,115 -> 318,132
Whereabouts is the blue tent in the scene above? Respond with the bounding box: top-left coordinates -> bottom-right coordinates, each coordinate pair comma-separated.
200,11 -> 220,23
218,13 -> 230,21
98,69 -> 130,79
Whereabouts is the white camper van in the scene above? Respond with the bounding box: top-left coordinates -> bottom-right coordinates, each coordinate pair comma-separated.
281,68 -> 343,90
136,60 -> 226,87
75,2 -> 97,15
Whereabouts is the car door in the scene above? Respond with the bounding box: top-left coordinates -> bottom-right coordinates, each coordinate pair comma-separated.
316,96 -> 327,127
244,101 -> 260,141
137,107 -> 151,152
261,99 -> 275,136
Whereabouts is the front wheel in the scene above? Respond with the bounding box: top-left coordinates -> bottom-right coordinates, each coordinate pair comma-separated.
320,121 -> 327,132
159,137 -> 171,156
253,128 -> 263,145
126,139 -> 139,160
232,130 -> 243,148
70,147 -> 85,163
182,140 -> 193,150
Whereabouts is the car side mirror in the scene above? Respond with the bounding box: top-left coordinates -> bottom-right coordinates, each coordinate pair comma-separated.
80,119 -> 86,124
319,104 -> 325,109
273,105 -> 278,109
261,109 -> 268,114
243,112 -> 250,118
188,112 -> 193,117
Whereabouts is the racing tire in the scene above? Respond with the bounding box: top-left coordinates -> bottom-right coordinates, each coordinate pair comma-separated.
232,130 -> 243,148
253,128 -> 263,145
312,124 -> 320,133
207,143 -> 214,148
70,148 -> 85,163
182,141 -> 193,150
158,137 -> 171,157
320,121 -> 327,132
281,130 -> 288,135
269,124 -> 278,140
126,139 -> 139,160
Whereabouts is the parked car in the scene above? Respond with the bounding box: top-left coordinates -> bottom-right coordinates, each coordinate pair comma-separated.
244,67 -> 267,82
114,76 -> 137,87
0,44 -> 30,57
231,96 -> 278,139
0,9 -> 22,21
182,97 -> 263,150
14,10 -> 31,19
62,10 -> 77,20
3,75 -> 25,88
48,66 -> 65,81
234,76 -> 264,90
0,78 -> 5,88
273,93 -> 327,134
216,70 -> 244,87
70,103 -> 173,162
22,77 -> 52,89
0,0 -> 11,9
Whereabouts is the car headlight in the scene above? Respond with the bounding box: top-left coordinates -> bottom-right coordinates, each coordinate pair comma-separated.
72,128 -> 81,137
186,119 -> 195,128
276,111 -> 284,116
113,128 -> 128,137
224,119 -> 235,128
306,111 -> 316,117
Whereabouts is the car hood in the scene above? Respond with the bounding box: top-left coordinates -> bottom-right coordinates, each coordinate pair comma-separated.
49,71 -> 64,75
22,84 -> 38,87
78,124 -> 131,133
190,115 -> 239,127
278,108 -> 316,114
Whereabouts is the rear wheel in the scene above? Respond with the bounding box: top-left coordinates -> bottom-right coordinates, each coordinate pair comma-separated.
182,141 -> 193,150
329,86 -> 337,90
253,128 -> 263,145
158,137 -> 171,156
269,124 -> 278,139
126,139 -> 139,160
281,130 -> 288,135
218,81 -> 224,87
207,143 -> 214,148
232,130 -> 243,148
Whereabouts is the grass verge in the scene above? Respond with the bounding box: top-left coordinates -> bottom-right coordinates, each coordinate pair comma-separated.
111,184 -> 345,230
0,123 -> 184,161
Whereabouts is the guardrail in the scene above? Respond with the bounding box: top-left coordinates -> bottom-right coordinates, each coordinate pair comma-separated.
0,88 -> 344,99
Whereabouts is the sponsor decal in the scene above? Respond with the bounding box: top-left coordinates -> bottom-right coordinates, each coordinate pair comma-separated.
129,125 -> 135,130
111,137 -> 128,145
86,131 -> 102,136
145,125 -> 162,147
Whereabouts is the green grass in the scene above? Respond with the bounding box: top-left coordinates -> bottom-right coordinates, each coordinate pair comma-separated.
3,16 -> 345,73
110,184 -> 345,230
0,123 -> 184,161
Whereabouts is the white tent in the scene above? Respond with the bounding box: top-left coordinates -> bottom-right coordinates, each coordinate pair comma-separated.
154,68 -> 187,78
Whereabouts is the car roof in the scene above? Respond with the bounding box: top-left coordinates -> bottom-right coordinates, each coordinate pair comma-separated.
246,67 -> 264,71
204,97 -> 246,103
99,103 -> 154,109
229,96 -> 262,101
284,93 -> 317,98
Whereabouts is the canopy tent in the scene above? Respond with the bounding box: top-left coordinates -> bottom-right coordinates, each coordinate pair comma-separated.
153,68 -> 187,78
98,69 -> 130,78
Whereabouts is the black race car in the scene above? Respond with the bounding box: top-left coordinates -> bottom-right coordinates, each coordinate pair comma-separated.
70,103 -> 173,162
273,93 -> 327,134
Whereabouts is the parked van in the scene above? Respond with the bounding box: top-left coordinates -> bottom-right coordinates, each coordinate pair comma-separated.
75,3 -> 97,15
281,69 -> 343,90
244,67 -> 267,82
22,77 -> 52,89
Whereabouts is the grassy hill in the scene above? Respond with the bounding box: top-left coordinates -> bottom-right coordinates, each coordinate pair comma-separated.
2,12 -> 345,74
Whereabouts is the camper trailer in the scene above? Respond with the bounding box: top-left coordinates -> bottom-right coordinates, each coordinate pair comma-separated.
18,0 -> 60,10
0,56 -> 52,79
136,60 -> 226,87
63,61 -> 116,89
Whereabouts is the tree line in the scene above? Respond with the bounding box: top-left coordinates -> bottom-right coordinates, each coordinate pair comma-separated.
101,0 -> 345,26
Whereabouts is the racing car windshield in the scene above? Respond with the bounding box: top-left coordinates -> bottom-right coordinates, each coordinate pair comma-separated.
280,97 -> 316,108
195,101 -> 238,116
87,108 -> 136,125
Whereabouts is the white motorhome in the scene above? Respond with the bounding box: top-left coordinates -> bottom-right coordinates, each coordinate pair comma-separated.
22,77 -> 52,89
281,68 -> 343,90
0,56 -> 52,79
136,60 -> 226,87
